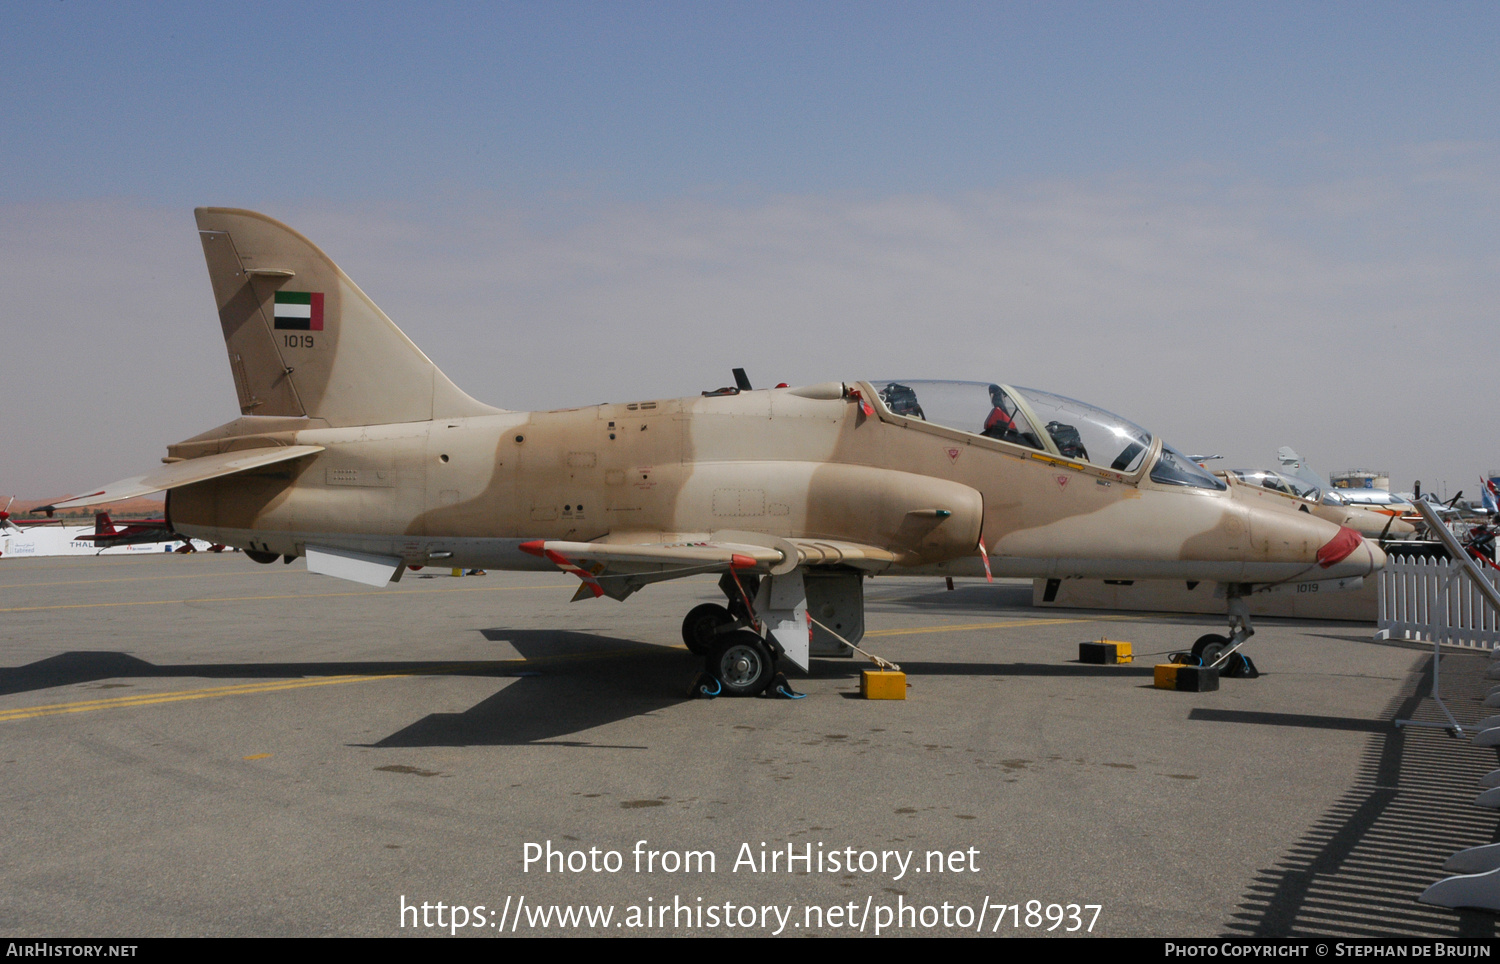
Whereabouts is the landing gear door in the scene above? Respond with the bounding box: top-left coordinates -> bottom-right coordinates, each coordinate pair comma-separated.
757,571 -> 810,672
806,570 -> 864,657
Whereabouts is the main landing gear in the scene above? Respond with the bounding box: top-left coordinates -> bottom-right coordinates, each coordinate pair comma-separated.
684,572 -> 797,698
681,603 -> 734,656
1174,587 -> 1261,679
707,632 -> 777,697
680,570 -> 760,654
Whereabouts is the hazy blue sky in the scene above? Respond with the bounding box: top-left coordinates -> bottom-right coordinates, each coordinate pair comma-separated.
4,2 -> 1498,498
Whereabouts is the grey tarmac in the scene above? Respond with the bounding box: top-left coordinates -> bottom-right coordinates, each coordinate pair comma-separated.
0,553 -> 1494,938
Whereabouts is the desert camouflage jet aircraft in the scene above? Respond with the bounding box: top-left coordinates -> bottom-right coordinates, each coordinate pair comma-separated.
1221,469 -> 1418,541
40,209 -> 1386,695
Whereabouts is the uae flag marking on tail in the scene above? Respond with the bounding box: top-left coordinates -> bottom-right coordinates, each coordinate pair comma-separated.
273,291 -> 324,330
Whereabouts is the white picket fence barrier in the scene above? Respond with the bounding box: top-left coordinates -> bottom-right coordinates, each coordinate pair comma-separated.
1381,503 -> 1500,911
1378,555 -> 1500,651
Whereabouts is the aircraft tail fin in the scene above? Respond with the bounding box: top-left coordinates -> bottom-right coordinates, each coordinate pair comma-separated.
194,208 -> 500,426
93,512 -> 117,538
1276,446 -> 1331,494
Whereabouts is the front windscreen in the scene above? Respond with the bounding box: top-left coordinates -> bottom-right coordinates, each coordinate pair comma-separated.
1151,444 -> 1228,490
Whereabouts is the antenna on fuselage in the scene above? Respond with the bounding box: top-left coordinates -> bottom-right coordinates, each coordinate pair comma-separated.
732,368 -> 752,391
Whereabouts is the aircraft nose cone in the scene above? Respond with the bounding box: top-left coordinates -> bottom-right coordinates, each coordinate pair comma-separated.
1316,526 -> 1363,568
1316,525 -> 1385,578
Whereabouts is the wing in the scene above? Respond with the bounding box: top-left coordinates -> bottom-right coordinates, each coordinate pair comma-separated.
521,531 -> 899,601
35,446 -> 325,512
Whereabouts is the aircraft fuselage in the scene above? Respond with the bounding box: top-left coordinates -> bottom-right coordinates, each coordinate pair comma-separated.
168,381 -> 1381,587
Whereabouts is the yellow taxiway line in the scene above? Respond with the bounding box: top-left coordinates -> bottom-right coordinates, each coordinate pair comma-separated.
866,614 -> 1151,637
0,675 -> 405,722
0,568 -> 306,590
0,650 -> 637,723
0,582 -> 571,613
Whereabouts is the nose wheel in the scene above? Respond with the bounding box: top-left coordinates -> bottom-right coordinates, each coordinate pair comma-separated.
1192,633 -> 1230,666
1180,590 -> 1260,678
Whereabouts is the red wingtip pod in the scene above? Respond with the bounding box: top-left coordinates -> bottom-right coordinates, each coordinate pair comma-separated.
1316,526 -> 1363,569
519,540 -> 545,557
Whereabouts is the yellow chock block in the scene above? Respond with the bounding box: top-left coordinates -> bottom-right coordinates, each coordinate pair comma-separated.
451,567 -> 463,577
1080,640 -> 1133,664
1154,662 -> 1218,692
862,669 -> 907,700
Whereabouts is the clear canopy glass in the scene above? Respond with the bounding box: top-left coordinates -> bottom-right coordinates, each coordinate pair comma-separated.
868,379 -> 1224,489
1228,469 -> 1321,501
1150,443 -> 1226,490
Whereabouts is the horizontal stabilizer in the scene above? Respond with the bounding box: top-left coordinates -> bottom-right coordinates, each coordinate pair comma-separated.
38,445 -> 325,512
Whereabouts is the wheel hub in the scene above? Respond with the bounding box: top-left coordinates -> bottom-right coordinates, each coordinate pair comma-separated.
707,631 -> 776,697
722,647 -> 762,685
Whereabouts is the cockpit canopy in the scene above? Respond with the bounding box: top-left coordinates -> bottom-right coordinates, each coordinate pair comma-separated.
1227,469 -> 1322,502
870,379 -> 1224,490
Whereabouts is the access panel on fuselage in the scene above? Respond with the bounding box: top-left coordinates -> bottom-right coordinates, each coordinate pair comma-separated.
510,402 -> 686,541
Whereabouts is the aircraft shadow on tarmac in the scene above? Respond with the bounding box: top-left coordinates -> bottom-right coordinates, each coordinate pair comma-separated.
372,659 -> 1163,747
0,631 -> 680,700
3,629 -> 1163,746
0,632 -> 708,747
371,629 -> 701,747
0,629 -> 672,698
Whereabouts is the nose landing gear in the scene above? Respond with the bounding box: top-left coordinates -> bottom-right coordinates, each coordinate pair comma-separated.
1189,633 -> 1259,678
1176,588 -> 1261,679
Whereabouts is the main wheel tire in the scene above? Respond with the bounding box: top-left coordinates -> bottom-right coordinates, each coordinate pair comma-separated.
708,632 -> 776,697
682,603 -> 734,656
1192,633 -> 1230,668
